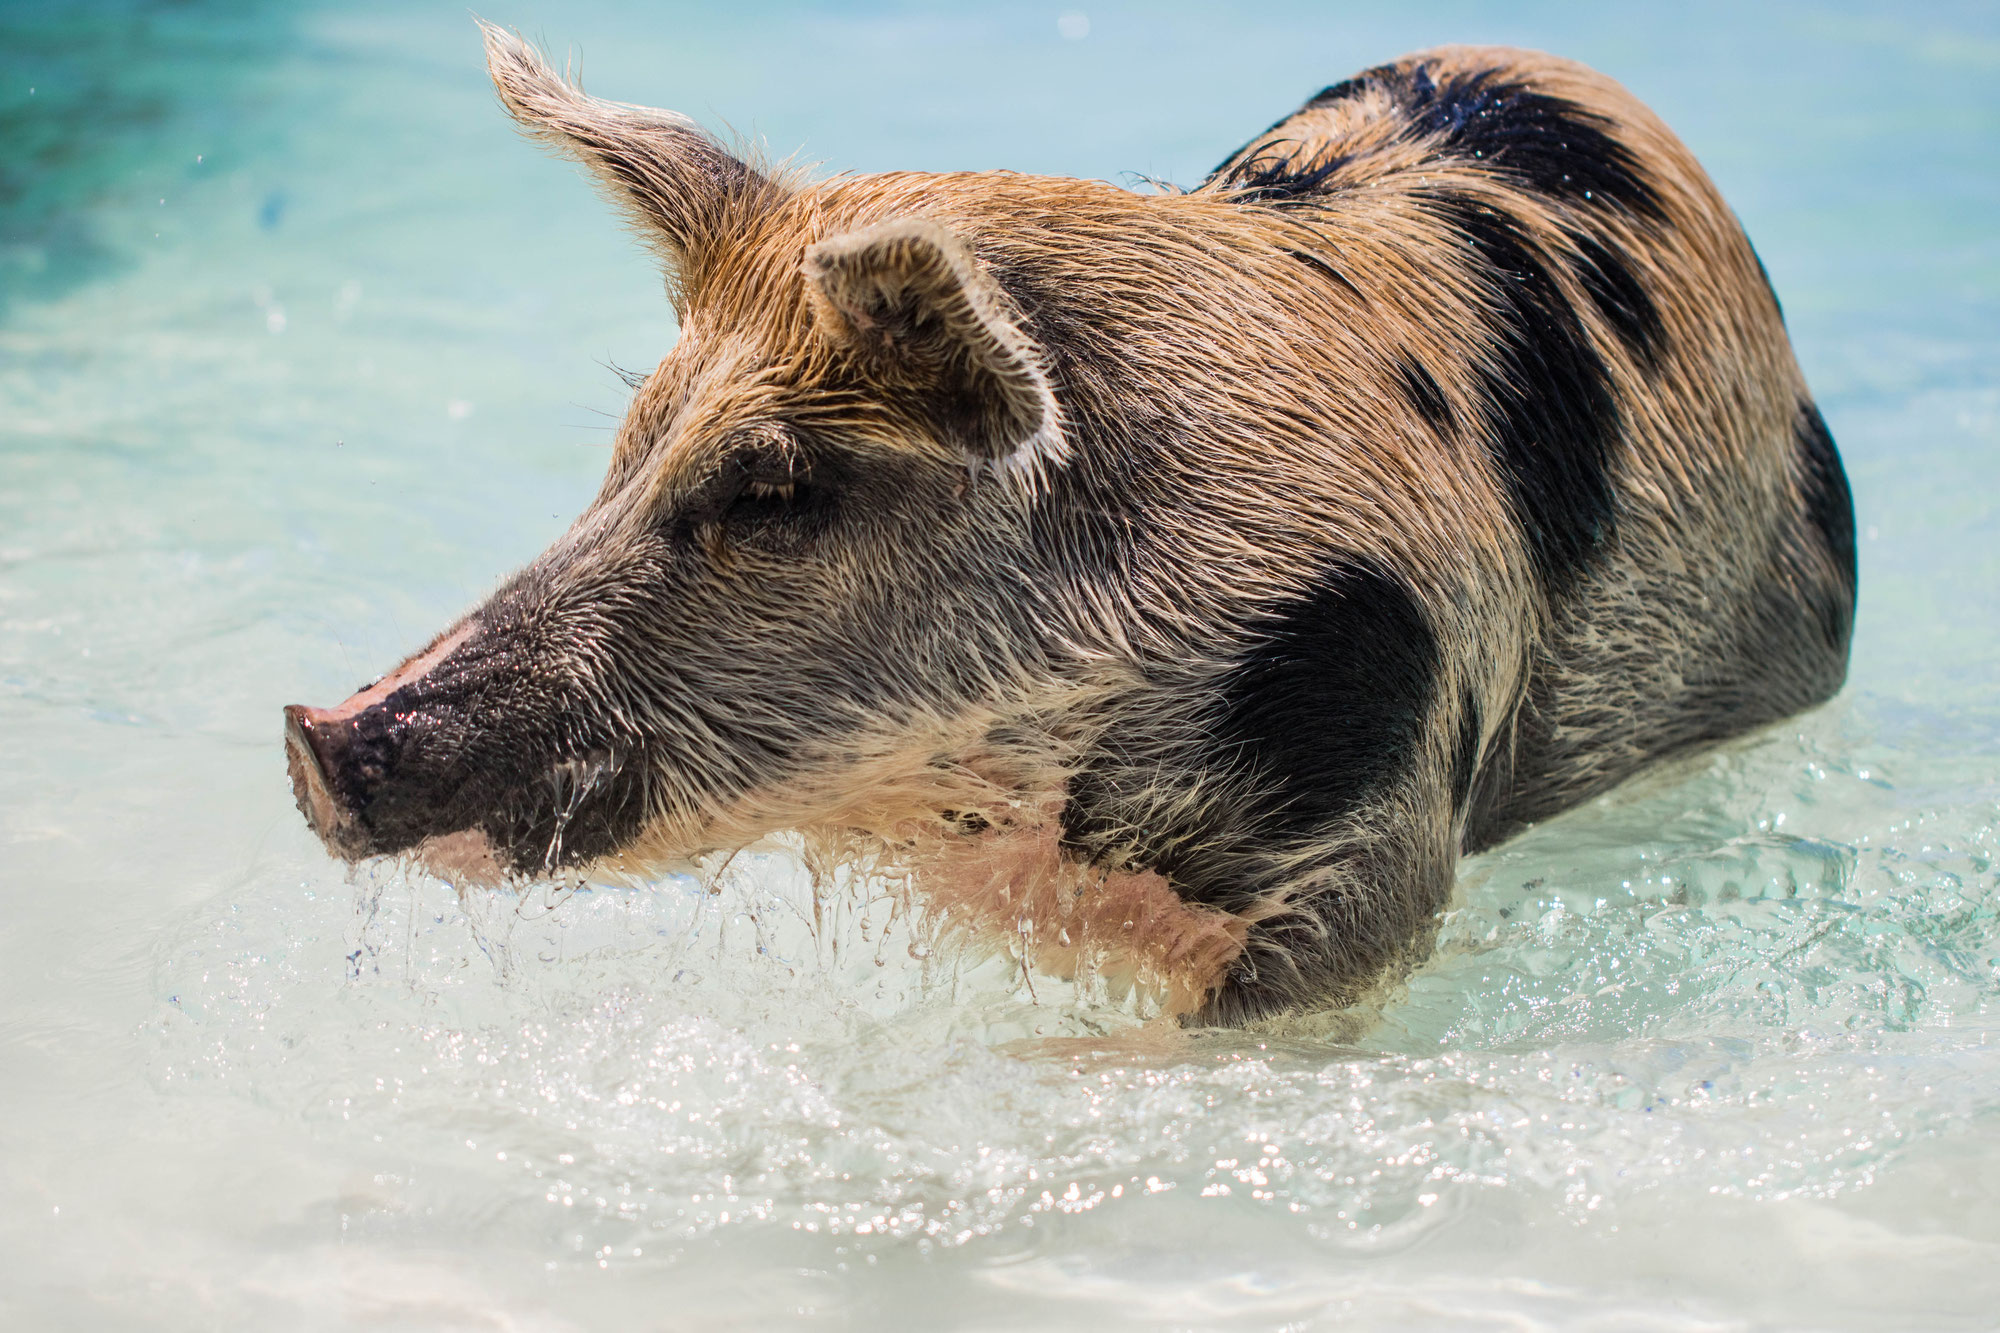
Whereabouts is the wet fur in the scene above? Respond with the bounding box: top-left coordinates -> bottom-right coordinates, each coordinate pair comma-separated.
292,30 -> 1854,1027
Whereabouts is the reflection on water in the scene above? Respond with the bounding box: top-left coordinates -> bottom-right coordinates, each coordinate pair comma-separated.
3,0 -> 1998,1328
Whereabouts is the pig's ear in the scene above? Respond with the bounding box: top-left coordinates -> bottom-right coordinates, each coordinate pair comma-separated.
804,218 -> 1067,479
480,22 -> 771,274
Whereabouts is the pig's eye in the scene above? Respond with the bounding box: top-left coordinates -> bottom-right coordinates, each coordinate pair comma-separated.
692,432 -> 833,557
727,457 -> 813,521
741,478 -> 798,504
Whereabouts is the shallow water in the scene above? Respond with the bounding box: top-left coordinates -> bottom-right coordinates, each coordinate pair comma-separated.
3,1 -> 1998,1328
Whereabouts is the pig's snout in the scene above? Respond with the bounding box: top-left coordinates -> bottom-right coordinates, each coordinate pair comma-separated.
284,700 -> 397,861
284,613 -> 650,877
284,622 -> 479,862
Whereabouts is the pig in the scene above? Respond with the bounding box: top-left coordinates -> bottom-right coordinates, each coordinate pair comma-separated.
284,25 -> 1855,1024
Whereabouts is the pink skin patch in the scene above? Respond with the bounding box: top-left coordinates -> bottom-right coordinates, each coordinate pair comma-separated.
413,828 -> 506,884
906,807 -> 1251,1017
300,619 -> 479,729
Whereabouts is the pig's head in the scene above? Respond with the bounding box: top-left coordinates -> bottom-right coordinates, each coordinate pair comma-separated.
284,26 -> 1098,883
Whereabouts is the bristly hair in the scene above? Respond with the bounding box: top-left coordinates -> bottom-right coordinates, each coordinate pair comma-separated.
1214,142 -> 1355,207
604,358 -> 649,391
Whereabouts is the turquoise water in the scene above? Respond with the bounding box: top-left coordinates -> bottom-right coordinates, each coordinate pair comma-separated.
3,1 -> 1997,1327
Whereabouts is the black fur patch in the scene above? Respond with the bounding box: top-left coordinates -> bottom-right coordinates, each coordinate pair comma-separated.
1209,557 -> 1439,846
1794,399 -> 1857,646
1428,191 -> 1622,592
1058,559 -> 1440,914
1568,230 -> 1666,370
1397,356 -> 1452,430
1394,64 -> 1665,221
1224,60 -> 1665,222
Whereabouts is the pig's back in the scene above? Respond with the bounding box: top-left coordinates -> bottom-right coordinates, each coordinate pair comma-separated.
1192,44 -> 1855,848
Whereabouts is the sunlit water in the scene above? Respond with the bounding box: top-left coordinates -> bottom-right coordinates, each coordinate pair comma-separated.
3,1 -> 1998,1328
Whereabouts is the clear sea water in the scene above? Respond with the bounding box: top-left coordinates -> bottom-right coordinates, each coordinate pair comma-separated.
3,1 -> 1997,1328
